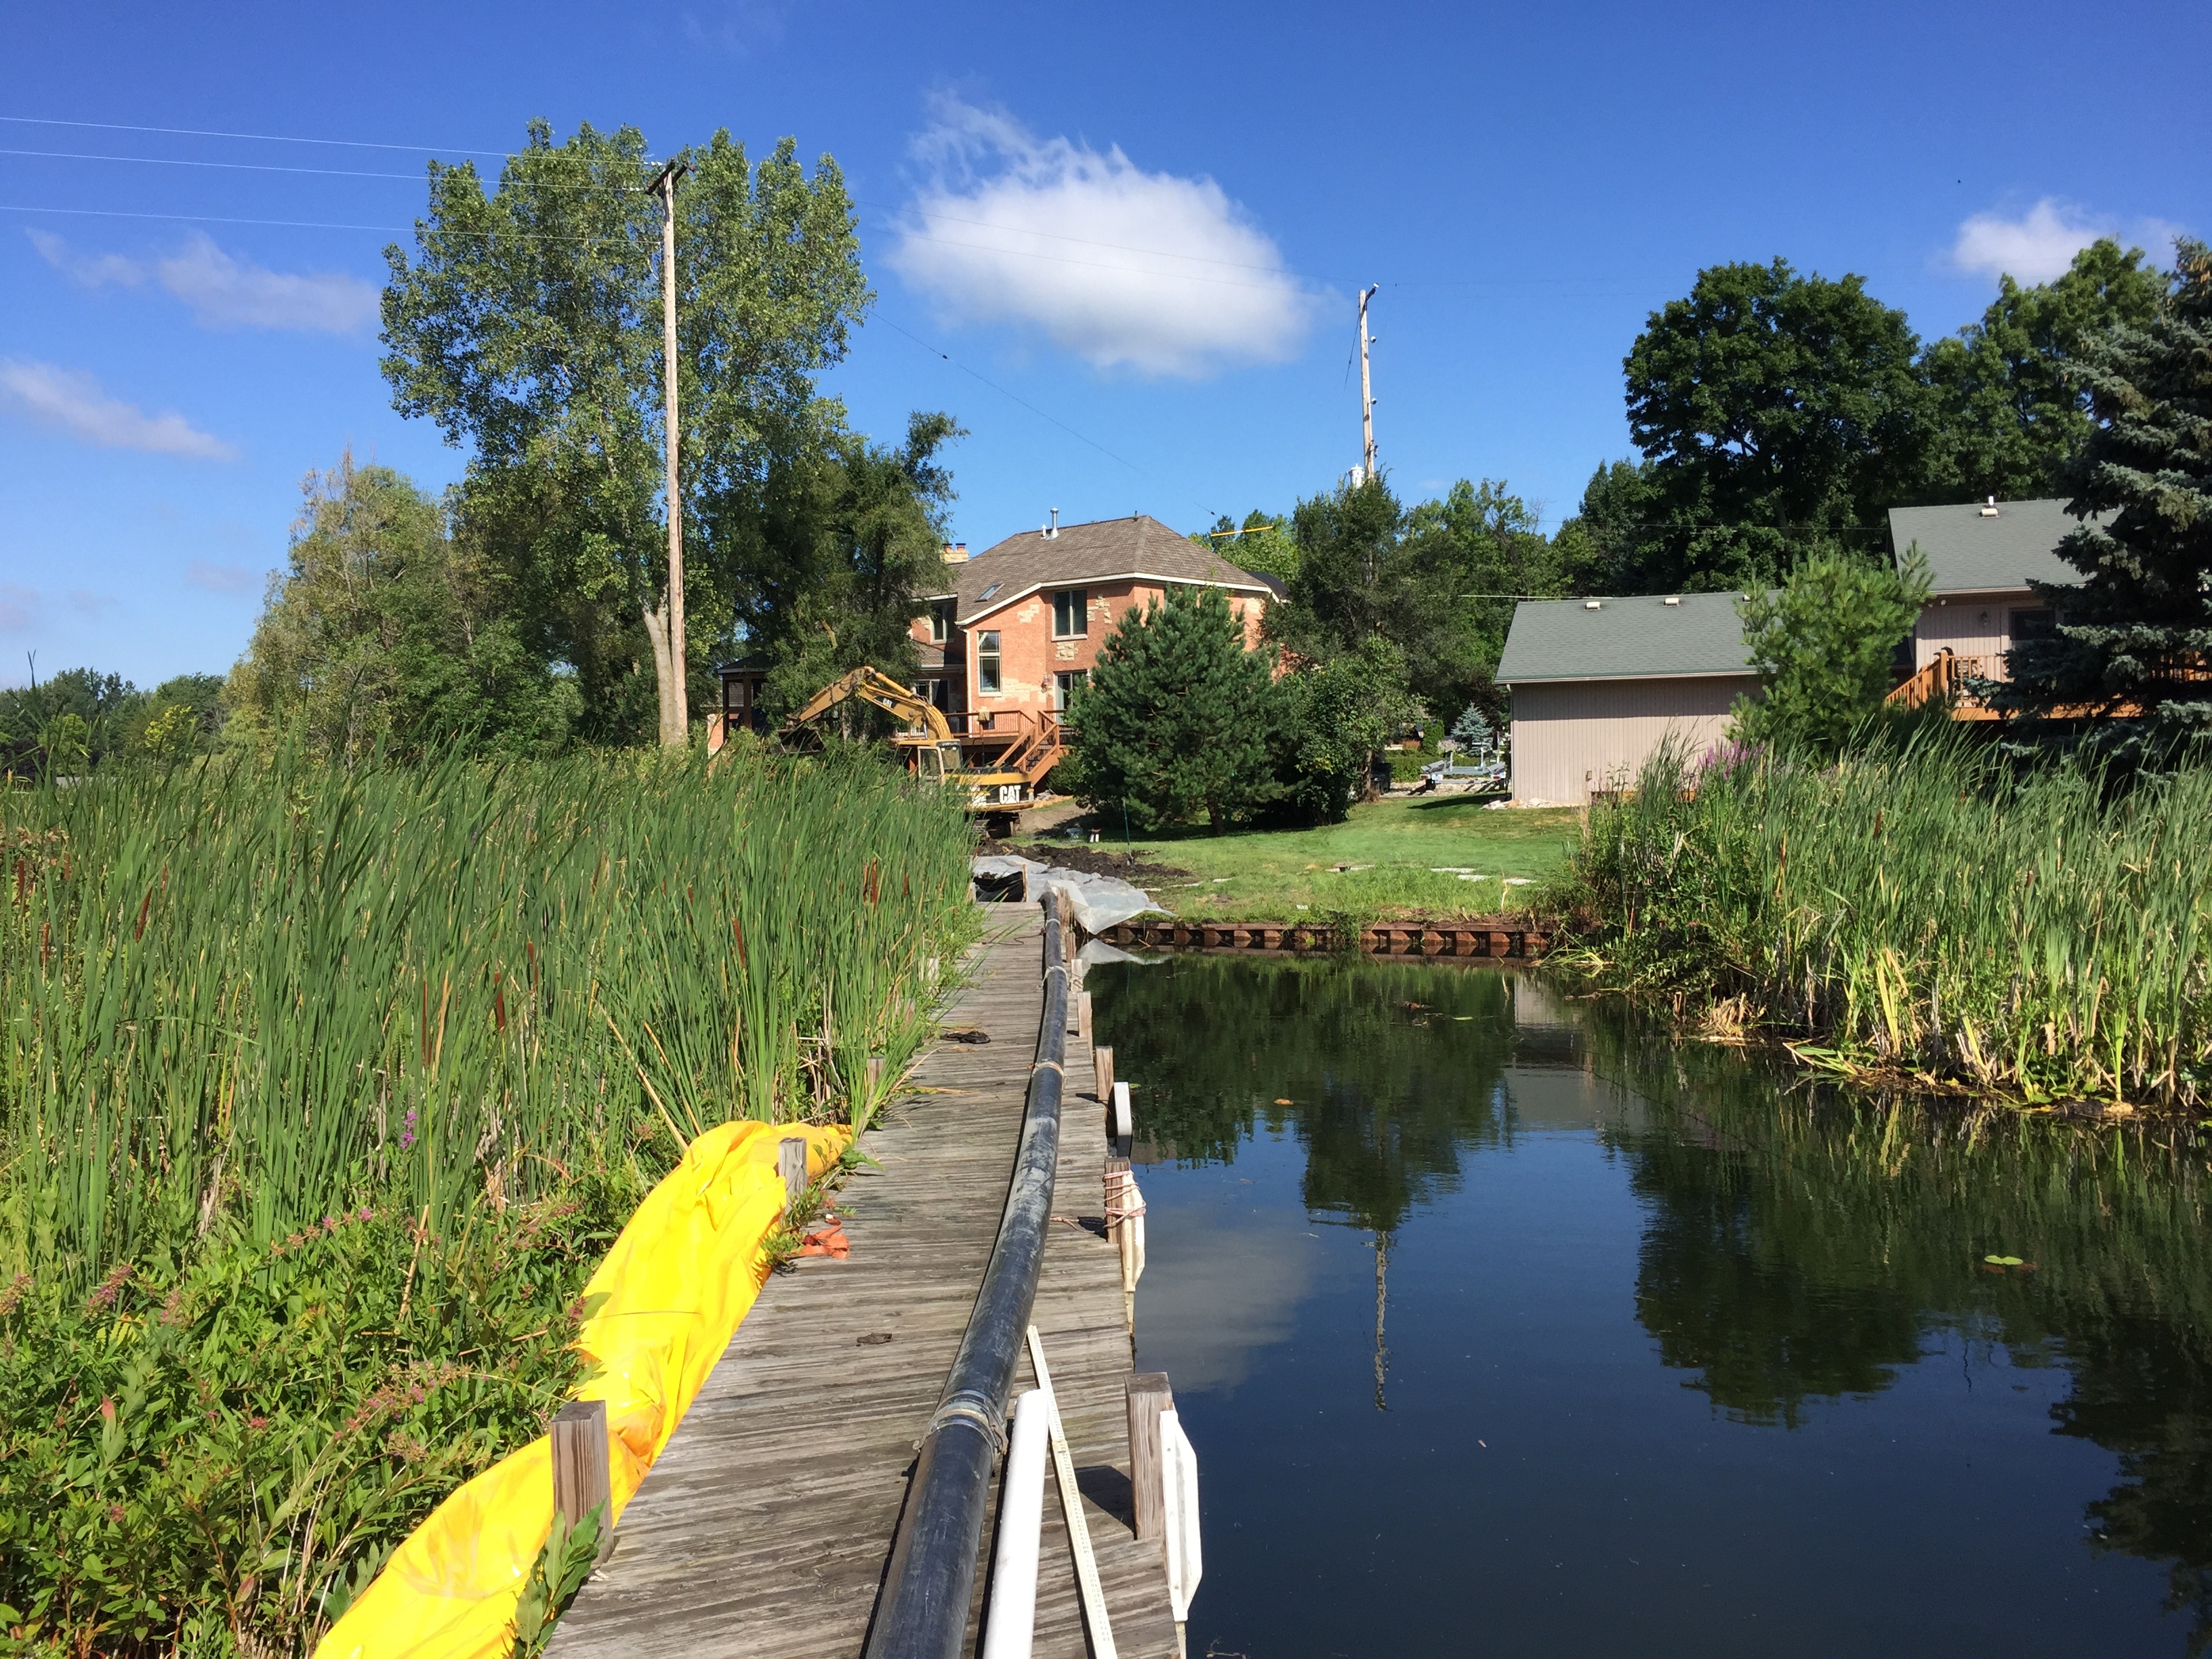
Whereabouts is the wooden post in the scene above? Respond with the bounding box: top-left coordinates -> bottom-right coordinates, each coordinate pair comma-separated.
550,1398 -> 614,1564
1093,1043 -> 1114,1106
778,1135 -> 808,1209
1105,1155 -> 1136,1332
1126,1373 -> 1174,1544
865,1054 -> 886,1099
1077,989 -> 1093,1046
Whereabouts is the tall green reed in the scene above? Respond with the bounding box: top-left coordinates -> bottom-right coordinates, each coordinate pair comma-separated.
1549,731 -> 2212,1110
1,745 -> 977,1286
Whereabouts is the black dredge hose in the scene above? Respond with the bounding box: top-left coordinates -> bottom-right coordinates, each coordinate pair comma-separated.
865,898 -> 1069,1659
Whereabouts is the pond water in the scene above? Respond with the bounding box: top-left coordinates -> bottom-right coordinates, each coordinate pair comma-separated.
1088,954 -> 2212,1658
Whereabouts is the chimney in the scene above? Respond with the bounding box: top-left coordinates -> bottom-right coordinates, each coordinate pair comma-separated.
941,541 -> 967,564
1042,508 -> 1059,540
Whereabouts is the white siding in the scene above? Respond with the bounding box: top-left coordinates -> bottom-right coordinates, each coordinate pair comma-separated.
1507,676 -> 1759,804
1914,590 -> 2037,668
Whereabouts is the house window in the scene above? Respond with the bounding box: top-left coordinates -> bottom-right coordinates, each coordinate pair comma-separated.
1052,589 -> 1088,638
977,631 -> 1002,695
928,600 -> 954,643
1053,670 -> 1087,712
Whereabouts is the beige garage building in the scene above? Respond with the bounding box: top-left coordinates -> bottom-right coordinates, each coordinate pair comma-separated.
1889,497 -> 2081,672
1495,592 -> 1759,804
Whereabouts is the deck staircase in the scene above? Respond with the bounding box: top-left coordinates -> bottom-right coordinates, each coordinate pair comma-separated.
1886,650 -> 2003,720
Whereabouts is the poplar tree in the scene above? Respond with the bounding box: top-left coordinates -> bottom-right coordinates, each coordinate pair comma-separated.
1999,241 -> 2211,764
380,120 -> 870,744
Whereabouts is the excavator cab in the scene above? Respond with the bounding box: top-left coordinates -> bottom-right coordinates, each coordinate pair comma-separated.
912,741 -> 963,783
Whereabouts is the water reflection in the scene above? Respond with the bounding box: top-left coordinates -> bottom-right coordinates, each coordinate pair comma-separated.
1092,954 -> 2212,1653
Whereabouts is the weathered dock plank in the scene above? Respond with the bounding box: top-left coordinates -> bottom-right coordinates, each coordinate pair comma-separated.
550,908 -> 1173,1659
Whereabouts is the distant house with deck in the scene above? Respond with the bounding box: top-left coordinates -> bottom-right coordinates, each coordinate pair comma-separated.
1494,592 -> 1758,805
1889,497 -> 2081,678
713,513 -> 1273,745
912,514 -> 1273,718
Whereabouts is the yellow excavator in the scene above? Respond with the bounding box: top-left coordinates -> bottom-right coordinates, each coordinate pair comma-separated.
777,666 -> 1065,833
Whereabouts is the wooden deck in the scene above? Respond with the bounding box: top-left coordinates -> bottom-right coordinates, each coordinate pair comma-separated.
550,907 -> 1174,1659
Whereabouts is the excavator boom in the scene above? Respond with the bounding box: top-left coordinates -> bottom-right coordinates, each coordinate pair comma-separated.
776,666 -> 955,744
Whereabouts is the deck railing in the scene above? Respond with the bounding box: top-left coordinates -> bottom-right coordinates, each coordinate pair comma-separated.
1887,650 -> 2006,718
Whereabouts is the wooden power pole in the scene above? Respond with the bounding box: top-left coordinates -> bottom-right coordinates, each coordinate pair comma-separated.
1357,283 -> 1380,484
652,159 -> 691,747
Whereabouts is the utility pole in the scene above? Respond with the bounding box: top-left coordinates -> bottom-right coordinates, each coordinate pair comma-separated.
1357,283 -> 1380,485
651,158 -> 691,747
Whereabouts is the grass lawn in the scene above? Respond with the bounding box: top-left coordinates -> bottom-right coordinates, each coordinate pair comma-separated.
1016,796 -> 1582,922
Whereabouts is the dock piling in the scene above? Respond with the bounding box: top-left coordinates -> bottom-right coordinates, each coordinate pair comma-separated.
777,1135 -> 808,1208
550,1399 -> 614,1565
1126,1373 -> 1174,1544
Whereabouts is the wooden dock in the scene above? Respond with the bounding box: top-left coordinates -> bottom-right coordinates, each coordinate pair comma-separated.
549,908 -> 1175,1659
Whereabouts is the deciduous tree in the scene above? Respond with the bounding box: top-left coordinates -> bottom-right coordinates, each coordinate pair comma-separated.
1624,259 -> 1927,592
1922,239 -> 2169,503
224,456 -> 578,761
380,120 -> 870,745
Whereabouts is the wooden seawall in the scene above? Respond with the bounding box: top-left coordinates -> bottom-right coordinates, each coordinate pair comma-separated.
1099,915 -> 1552,958
550,909 -> 1174,1658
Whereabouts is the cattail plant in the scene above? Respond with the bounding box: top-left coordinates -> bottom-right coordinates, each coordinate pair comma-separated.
0,744 -> 977,1288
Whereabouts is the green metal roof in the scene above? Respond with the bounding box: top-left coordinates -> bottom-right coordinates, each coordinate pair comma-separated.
1495,592 -> 1755,684
1887,498 -> 2086,596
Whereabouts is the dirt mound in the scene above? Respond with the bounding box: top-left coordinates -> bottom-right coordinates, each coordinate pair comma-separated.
978,836 -> 1193,886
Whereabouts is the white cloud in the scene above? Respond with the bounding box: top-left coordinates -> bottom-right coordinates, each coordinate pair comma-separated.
156,232 -> 379,333
26,228 -> 147,289
26,228 -> 377,333
887,96 -> 1317,378
1949,198 -> 2187,285
186,560 -> 255,595
0,359 -> 238,460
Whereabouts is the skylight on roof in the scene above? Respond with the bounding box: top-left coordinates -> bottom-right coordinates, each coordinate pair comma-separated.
978,582 -> 1001,601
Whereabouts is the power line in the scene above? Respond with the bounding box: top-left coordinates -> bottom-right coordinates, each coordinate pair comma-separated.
874,316 -> 1146,474
1,119 -> 1645,292
0,112 -> 515,157
0,146 -> 633,190
0,201 -> 641,248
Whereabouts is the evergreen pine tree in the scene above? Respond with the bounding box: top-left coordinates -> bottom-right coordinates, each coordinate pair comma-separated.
1065,586 -> 1279,833
1450,705 -> 1494,754
2001,241 -> 2211,764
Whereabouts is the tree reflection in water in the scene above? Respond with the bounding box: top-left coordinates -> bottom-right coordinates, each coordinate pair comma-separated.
1093,953 -> 2212,1647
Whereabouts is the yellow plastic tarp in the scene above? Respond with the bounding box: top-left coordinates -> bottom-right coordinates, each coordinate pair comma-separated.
318,1120 -> 848,1659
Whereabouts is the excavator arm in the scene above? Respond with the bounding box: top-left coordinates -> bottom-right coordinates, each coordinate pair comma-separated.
776,666 -> 956,745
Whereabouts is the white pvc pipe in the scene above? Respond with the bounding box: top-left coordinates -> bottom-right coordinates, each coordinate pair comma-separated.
981,1388 -> 1050,1659
1111,1080 -> 1132,1141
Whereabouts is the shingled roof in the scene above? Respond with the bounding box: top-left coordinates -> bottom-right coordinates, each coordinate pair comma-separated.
1495,592 -> 1756,684
1886,498 -> 2089,596
929,514 -> 1273,626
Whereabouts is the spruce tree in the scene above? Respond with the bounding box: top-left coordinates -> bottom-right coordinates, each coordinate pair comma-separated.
2001,241 -> 2211,764
1450,705 -> 1494,754
1065,586 -> 1278,834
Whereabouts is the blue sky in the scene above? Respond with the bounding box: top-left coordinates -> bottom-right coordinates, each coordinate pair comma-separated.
3,0 -> 2205,688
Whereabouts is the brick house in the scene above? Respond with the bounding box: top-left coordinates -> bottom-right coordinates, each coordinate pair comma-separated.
913,514 -> 1275,720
